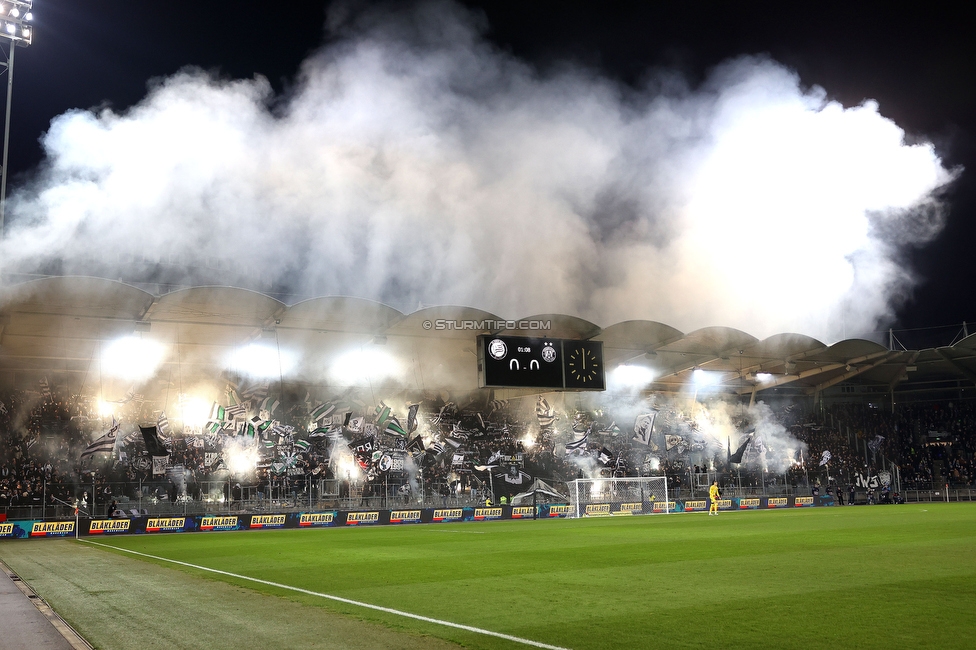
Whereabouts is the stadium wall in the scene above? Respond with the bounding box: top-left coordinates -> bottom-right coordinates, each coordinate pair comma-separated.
0,497 -> 834,539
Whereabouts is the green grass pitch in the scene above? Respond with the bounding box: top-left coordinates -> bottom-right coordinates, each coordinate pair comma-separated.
2,504 -> 975,649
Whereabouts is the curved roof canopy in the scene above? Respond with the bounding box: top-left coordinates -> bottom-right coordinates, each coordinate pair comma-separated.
1,277 -> 972,398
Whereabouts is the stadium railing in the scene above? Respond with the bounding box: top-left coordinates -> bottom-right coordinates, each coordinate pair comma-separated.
0,487 -> 976,520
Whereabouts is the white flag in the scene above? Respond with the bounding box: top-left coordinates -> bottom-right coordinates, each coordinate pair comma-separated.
633,412 -> 657,446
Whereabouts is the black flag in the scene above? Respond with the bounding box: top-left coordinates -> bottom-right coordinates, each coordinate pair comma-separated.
728,436 -> 752,464
140,426 -> 169,457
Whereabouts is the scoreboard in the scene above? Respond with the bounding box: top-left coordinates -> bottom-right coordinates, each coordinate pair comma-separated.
478,336 -> 605,390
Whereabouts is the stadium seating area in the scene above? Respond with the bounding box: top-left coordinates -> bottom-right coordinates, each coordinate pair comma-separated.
797,403 -> 973,497
2,383 -> 974,518
0,393 -> 86,515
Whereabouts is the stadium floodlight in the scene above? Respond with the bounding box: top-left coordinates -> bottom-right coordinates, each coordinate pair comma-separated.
609,364 -> 655,389
692,367 -> 720,386
0,0 -> 33,279
331,347 -> 401,385
225,342 -> 295,379
101,335 -> 168,381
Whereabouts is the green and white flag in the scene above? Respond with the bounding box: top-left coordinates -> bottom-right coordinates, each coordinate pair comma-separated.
309,402 -> 335,422
209,403 -> 226,423
294,440 -> 310,452
241,416 -> 272,438
384,417 -> 407,437
205,403 -> 226,435
260,397 -> 280,416
374,403 -> 391,428
253,417 -> 273,436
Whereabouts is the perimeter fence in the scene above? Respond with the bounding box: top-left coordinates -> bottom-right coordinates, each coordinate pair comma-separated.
4,476 -> 974,521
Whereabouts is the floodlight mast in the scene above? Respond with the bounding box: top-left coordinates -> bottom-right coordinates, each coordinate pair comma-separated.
0,0 -> 33,284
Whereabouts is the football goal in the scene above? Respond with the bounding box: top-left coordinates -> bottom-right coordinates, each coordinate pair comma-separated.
569,475 -> 670,518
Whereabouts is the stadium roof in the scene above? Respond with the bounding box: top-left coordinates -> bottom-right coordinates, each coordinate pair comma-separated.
1,277 -> 974,399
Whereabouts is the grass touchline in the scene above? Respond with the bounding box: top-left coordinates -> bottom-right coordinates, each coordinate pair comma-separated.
81,538 -> 569,650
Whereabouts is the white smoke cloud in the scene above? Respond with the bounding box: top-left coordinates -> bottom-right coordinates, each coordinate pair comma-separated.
2,1 -> 955,341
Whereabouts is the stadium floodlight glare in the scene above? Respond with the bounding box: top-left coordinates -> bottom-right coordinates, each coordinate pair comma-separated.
331,347 -> 401,385
609,364 -> 655,389
692,367 -> 721,386
1,0 -> 34,277
225,342 -> 294,379
101,336 -> 167,381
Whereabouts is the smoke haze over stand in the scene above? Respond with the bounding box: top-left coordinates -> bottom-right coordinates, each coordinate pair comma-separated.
0,1 -> 956,343
565,387 -> 803,477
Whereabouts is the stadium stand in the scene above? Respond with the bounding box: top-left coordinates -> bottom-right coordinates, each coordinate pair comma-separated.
1,278 -> 975,519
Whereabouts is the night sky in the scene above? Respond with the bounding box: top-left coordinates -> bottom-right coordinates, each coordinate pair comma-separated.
6,1 -> 974,348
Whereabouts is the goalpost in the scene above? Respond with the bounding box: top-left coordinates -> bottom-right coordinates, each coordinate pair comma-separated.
569,476 -> 670,518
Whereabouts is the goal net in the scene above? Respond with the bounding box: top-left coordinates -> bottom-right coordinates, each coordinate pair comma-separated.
569,476 -> 670,518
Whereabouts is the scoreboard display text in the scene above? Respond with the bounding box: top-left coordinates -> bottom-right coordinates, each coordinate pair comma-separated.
479,336 -> 605,390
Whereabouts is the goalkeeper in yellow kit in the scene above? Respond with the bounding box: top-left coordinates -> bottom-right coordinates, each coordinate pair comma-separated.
709,481 -> 721,516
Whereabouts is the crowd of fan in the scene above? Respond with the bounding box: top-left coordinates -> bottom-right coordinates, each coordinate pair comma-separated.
650,399 -> 976,494
766,400 -> 976,490
4,384 -> 976,516
0,390 -> 89,511
824,400 -> 976,488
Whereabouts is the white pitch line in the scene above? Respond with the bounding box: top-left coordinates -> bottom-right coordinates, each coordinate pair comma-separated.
82,539 -> 569,650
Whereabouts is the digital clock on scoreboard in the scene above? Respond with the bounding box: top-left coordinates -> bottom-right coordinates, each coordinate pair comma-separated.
478,336 -> 605,390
